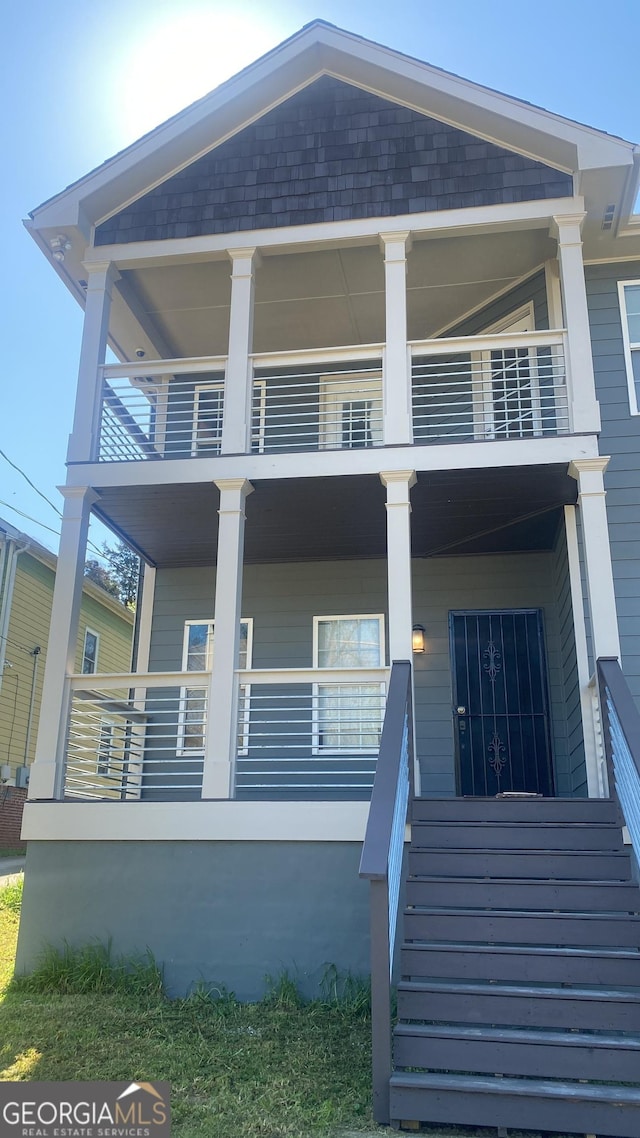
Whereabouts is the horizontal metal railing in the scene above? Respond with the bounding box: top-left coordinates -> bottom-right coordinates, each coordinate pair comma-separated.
597,657 -> 640,861
94,332 -> 571,462
63,667 -> 388,800
411,330 -> 568,443
235,666 -> 388,794
97,358 -> 227,462
64,671 -> 210,798
251,346 -> 383,454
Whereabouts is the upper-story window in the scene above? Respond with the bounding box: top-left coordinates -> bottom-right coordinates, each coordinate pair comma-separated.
82,629 -> 99,674
618,281 -> 640,414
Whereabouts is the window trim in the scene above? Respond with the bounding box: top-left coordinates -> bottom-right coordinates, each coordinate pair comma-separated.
312,614 -> 386,756
312,614 -> 386,669
82,628 -> 100,675
617,280 -> 640,415
192,382 -> 224,456
178,618 -> 253,755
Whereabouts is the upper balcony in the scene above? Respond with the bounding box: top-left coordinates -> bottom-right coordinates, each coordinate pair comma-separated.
67,221 -> 601,482
96,329 -> 569,465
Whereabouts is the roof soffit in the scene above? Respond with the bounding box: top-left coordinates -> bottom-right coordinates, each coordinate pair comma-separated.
28,23 -> 635,237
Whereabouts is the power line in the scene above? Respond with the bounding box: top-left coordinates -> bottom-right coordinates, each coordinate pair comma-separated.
0,499 -> 136,576
0,447 -> 63,519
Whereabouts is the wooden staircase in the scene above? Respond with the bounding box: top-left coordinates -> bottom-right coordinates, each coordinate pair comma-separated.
390,796 -> 640,1135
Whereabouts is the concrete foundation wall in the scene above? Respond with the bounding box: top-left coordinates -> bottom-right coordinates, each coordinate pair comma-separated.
15,840 -> 370,1000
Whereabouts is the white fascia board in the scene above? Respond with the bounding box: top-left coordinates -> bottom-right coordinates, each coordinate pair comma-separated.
28,24 -> 634,239
84,196 -> 586,269
21,799 -> 373,842
66,434 -> 600,491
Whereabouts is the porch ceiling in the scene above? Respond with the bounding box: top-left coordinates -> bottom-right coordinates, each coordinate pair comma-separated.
120,228 -> 554,359
94,464 -> 577,568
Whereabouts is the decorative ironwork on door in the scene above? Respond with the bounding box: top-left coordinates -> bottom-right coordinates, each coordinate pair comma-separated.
450,610 -> 554,797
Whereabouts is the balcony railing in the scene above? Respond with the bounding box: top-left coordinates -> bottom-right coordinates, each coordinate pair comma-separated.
63,667 -> 388,801
412,330 -> 568,442
94,332 -> 569,462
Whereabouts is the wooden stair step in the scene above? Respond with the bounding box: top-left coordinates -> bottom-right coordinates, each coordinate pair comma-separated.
409,847 -> 632,880
393,1022 -> 640,1083
389,1070 -> 640,1137
411,797 -> 619,824
411,820 -> 624,850
396,979 -> 640,1031
400,940 -> 640,985
403,906 -> 640,947
405,875 -> 640,911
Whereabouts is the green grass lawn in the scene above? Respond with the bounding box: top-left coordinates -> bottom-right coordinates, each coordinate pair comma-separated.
0,880 -> 379,1138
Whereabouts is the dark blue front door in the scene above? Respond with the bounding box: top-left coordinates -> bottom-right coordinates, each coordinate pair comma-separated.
450,610 -> 554,797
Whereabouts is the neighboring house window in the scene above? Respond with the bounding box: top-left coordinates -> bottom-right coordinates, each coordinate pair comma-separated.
82,629 -> 99,674
618,281 -> 640,414
179,619 -> 252,752
313,615 -> 385,752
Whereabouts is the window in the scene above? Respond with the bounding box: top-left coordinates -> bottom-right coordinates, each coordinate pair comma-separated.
82,629 -> 99,674
312,615 -> 385,753
319,372 -> 383,450
192,384 -> 224,455
179,619 -> 252,753
618,282 -> 640,414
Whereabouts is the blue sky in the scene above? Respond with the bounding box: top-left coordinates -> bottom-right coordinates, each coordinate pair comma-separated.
1,0 -> 639,555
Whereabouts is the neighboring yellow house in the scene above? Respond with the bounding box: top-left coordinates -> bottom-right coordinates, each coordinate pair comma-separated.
0,517 -> 134,842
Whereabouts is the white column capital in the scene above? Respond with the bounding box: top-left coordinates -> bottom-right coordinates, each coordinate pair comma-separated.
551,213 -> 586,245
380,470 -> 417,505
80,260 -> 121,292
228,247 -> 261,274
380,231 -> 412,259
58,484 -> 100,509
214,478 -> 254,510
568,457 -> 611,495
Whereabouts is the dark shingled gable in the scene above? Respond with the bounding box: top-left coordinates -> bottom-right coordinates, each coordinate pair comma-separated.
95,77 -> 573,245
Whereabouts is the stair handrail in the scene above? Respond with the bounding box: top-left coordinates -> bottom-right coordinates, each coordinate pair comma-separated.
359,659 -> 414,1125
596,657 -> 640,863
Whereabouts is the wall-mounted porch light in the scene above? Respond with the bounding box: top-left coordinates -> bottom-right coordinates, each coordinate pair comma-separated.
412,624 -> 426,653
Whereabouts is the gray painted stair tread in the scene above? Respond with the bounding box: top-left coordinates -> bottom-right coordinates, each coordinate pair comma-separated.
389,1070 -> 640,1102
398,979 -> 640,1002
401,940 -> 640,959
403,905 -> 640,921
394,1023 -> 640,1048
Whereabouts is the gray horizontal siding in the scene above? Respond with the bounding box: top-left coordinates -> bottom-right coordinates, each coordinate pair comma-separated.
586,262 -> 640,703
447,269 -> 550,337
149,554 -> 574,799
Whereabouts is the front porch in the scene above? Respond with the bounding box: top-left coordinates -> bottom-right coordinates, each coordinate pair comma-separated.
40,460 -> 600,808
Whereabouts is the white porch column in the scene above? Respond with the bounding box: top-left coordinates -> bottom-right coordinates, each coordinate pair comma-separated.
221,249 -> 260,455
381,469 -> 419,792
564,504 -> 602,797
569,458 -> 621,661
552,215 -> 601,435
29,486 -> 98,800
202,477 -> 253,798
134,564 -> 156,673
67,262 -> 119,463
380,233 -> 413,446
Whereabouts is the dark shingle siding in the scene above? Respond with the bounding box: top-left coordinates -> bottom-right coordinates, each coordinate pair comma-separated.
95,77 -> 573,245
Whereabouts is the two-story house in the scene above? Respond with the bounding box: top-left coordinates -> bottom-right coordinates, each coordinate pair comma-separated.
15,21 -> 640,1134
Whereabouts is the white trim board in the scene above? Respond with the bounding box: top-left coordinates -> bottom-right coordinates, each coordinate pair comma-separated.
65,433 -> 601,490
21,799 -> 373,842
